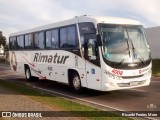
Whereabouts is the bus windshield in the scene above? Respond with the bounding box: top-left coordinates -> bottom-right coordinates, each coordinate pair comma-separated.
100,24 -> 150,63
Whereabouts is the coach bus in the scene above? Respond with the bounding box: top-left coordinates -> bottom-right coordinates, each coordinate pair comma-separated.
9,15 -> 151,92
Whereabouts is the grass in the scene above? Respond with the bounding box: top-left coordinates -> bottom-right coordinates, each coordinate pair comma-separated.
152,59 -> 160,77
0,80 -> 131,120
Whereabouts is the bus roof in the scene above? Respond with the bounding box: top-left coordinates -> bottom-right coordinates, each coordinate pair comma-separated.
79,15 -> 141,25
10,15 -> 141,37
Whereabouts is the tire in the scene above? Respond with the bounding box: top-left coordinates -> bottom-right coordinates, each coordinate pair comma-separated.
71,73 -> 82,92
25,67 -> 33,81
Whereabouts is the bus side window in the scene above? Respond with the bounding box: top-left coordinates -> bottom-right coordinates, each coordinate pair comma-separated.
60,25 -> 78,48
34,32 -> 45,49
10,37 -> 17,50
25,34 -> 33,49
67,26 -> 77,48
88,39 -> 98,60
34,33 -> 39,49
25,35 -> 29,49
29,34 -> 34,49
46,30 -> 52,48
80,36 -> 84,56
9,38 -> 13,50
52,29 -> 59,48
17,36 -> 24,49
60,28 -> 67,48
39,32 -> 45,49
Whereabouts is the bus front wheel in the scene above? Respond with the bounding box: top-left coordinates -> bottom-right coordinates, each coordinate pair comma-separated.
71,73 -> 82,92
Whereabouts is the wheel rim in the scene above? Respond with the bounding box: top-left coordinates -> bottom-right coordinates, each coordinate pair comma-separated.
73,76 -> 81,90
26,69 -> 30,79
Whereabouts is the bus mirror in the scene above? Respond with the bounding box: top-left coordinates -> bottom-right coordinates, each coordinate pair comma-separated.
97,34 -> 102,46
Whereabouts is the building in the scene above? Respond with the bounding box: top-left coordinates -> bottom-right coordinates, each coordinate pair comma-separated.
145,27 -> 160,59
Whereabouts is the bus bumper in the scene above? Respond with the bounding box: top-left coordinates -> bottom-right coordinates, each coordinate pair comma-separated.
101,75 -> 151,91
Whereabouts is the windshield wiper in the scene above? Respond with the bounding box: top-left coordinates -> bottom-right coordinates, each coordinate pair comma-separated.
130,39 -> 145,64
118,38 -> 131,66
118,48 -> 130,66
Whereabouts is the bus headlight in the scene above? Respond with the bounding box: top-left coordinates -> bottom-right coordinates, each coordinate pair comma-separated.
106,71 -> 122,80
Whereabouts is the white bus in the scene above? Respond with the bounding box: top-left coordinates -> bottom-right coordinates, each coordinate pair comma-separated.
9,15 -> 152,92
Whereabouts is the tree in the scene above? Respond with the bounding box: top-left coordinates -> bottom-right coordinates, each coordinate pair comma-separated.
0,31 -> 7,47
4,44 -> 9,51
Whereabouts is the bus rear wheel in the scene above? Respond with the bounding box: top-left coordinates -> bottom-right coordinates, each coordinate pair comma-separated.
25,67 -> 33,81
71,73 -> 82,92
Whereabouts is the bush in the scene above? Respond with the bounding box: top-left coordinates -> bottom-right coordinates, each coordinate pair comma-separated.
152,59 -> 160,75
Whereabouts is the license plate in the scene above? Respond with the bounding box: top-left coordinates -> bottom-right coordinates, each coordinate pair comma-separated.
130,81 -> 139,86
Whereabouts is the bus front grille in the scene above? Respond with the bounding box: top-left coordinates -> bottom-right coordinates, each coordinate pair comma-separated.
117,80 -> 146,87
122,75 -> 143,79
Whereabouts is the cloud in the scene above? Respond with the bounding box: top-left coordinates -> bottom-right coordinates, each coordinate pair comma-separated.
0,0 -> 160,40
117,0 -> 160,27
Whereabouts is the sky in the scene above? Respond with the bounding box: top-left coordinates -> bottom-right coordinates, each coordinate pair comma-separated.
0,0 -> 160,41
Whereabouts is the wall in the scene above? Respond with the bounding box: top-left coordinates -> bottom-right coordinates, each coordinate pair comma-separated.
145,27 -> 160,59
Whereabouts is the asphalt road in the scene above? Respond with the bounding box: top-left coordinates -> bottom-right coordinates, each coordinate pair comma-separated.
0,63 -> 160,113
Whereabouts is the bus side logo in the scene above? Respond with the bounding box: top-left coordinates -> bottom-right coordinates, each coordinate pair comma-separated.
11,52 -> 17,71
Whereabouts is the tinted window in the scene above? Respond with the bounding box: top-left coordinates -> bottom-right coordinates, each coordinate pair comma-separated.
46,29 -> 59,49
9,38 -> 13,50
25,34 -> 33,49
60,25 -> 78,48
60,28 -> 67,48
28,34 -> 33,49
17,36 -> 24,49
34,32 -> 45,49
46,30 -> 52,48
25,35 -> 29,48
78,22 -> 96,36
34,33 -> 39,49
79,23 -> 95,51
88,39 -> 98,57
52,29 -> 59,48
67,26 -> 77,47
9,37 -> 17,50
39,32 -> 45,49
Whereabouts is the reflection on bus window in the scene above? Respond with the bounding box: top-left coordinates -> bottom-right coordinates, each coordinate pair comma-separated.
88,39 -> 97,59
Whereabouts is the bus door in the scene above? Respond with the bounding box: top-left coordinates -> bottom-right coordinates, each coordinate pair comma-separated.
84,34 -> 102,90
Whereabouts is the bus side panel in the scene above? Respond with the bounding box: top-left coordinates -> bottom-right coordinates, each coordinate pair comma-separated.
10,51 -> 25,75
55,66 -> 68,83
10,50 -> 88,88
67,54 -> 88,88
